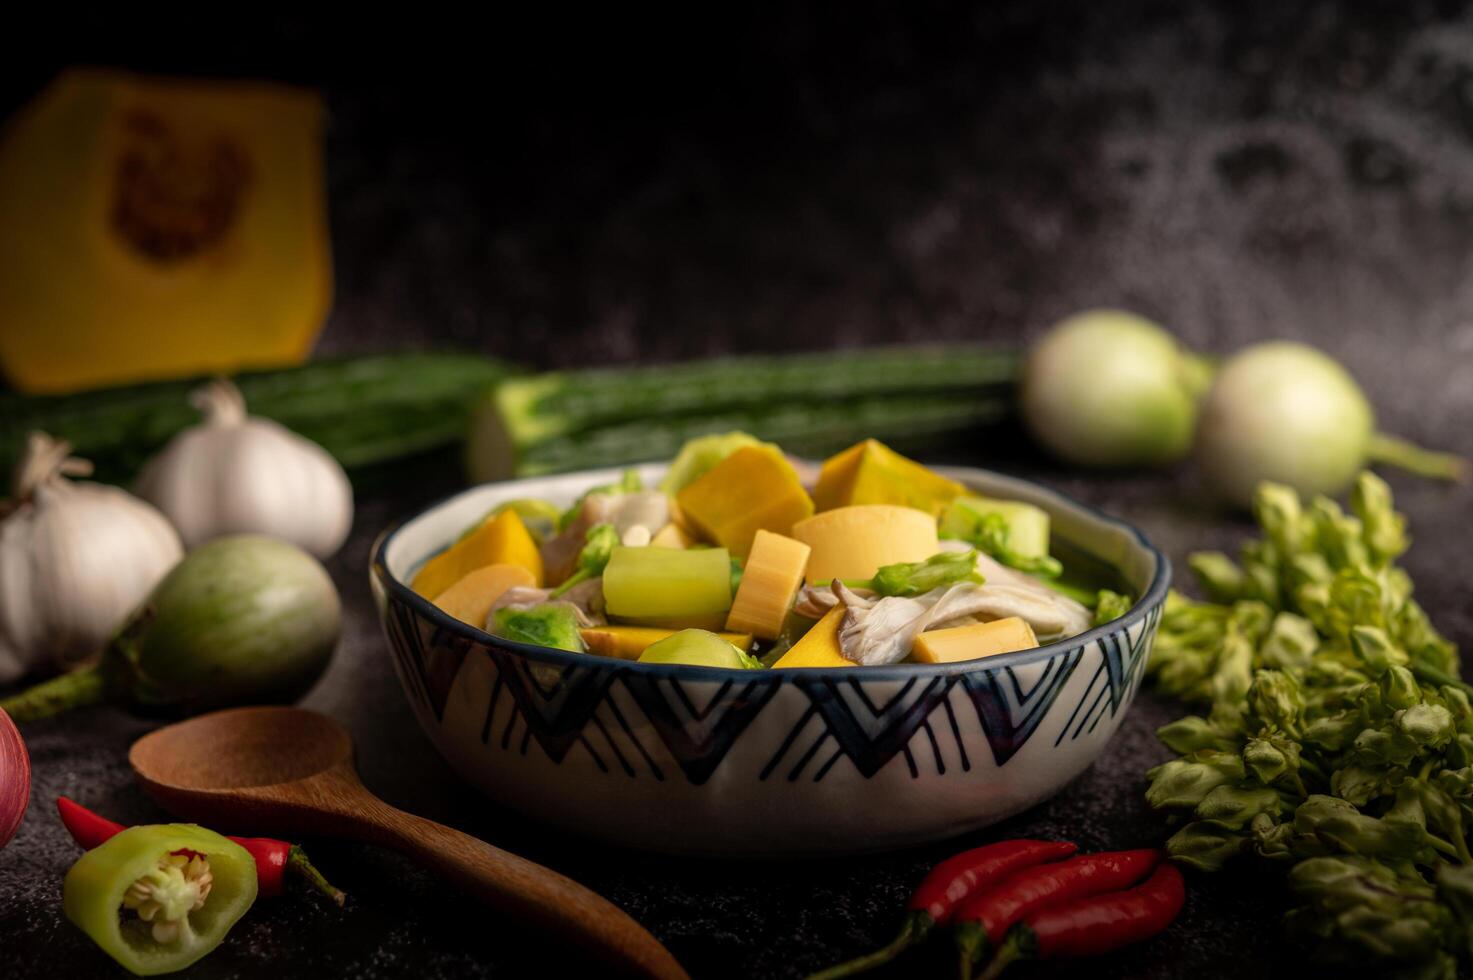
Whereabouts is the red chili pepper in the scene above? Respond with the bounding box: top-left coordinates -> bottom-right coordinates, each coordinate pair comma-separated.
56,796 -> 345,905
975,861 -> 1186,980
807,839 -> 1077,979
954,848 -> 1161,978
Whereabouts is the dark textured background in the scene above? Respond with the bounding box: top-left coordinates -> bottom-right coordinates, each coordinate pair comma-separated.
3,2 -> 1473,977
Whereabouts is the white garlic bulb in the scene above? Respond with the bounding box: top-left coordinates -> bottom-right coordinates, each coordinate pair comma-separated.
137,379 -> 353,559
0,433 -> 184,682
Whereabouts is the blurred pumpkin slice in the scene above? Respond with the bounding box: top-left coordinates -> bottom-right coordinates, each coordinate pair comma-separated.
0,69 -> 330,393
432,564 -> 537,630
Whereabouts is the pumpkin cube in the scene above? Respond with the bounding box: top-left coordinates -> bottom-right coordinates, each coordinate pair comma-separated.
412,508 -> 544,597
675,446 -> 814,558
812,439 -> 964,515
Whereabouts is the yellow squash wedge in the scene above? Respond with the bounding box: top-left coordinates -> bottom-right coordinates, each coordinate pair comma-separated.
413,509 -> 544,598
771,606 -> 853,669
432,564 -> 537,630
0,70 -> 331,392
675,446 -> 814,558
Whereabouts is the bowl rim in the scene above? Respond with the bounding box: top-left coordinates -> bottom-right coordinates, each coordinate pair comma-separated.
370,464 -> 1172,681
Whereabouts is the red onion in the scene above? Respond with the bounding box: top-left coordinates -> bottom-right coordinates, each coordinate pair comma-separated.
0,707 -> 28,848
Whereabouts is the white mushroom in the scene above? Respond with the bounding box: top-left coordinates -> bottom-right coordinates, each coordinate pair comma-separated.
809,552 -> 1094,665
540,490 -> 670,583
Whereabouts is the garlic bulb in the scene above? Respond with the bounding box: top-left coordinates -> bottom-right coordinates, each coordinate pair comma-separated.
137,379 -> 353,558
0,433 -> 184,682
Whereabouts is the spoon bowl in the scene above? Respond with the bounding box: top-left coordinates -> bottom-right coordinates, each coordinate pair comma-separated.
130,706 -> 687,980
132,706 -> 350,791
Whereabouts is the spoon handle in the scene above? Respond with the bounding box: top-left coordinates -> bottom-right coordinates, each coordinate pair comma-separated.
342,797 -> 688,980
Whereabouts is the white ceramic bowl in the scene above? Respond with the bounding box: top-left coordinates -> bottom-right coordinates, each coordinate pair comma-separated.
370,464 -> 1169,856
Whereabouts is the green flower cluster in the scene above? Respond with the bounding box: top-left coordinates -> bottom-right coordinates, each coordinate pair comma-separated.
1146,472 -> 1473,978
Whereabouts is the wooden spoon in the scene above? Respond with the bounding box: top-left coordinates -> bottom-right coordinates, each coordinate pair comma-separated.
129,706 -> 688,980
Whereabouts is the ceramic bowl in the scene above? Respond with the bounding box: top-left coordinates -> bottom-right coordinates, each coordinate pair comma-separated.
370,463 -> 1169,856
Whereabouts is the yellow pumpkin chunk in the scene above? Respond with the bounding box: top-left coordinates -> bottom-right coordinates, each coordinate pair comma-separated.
790,505 -> 940,584
579,626 -> 753,661
771,607 -> 853,669
812,439 -> 964,515
412,509 -> 544,597
912,617 -> 1039,664
725,530 -> 810,640
675,446 -> 814,558
0,70 -> 331,392
432,564 -> 536,630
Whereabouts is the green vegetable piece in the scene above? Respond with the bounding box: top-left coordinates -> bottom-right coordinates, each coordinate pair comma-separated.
602,546 -> 733,622
1397,703 -> 1455,750
64,823 -> 258,976
938,497 -> 1062,577
489,605 -> 584,653
1139,471 -> 1473,977
637,629 -> 763,669
1247,669 -> 1304,738
1145,750 -> 1246,810
868,549 -> 984,597
1285,856 -> 1451,966
1165,820 -> 1248,872
1156,715 -> 1234,754
1,535 -> 342,722
1257,613 -> 1319,672
551,523 -> 619,598
1194,783 -> 1284,830
1380,664 -> 1422,710
1092,589 -> 1133,626
659,432 -> 778,495
1436,863 -> 1473,958
1187,552 -> 1246,603
1242,736 -> 1301,786
1293,794 -> 1437,863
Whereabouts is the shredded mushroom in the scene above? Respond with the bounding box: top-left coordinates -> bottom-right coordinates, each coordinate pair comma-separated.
798,544 -> 1094,665
487,578 -> 607,630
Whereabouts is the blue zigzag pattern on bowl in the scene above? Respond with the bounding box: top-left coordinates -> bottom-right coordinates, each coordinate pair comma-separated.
384,597 -> 1157,786
1055,602 -> 1160,746
622,674 -> 781,785
763,675 -> 954,781
483,646 -> 617,763
959,648 -> 1084,765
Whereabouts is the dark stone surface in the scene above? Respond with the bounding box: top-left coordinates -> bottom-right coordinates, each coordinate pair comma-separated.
3,1 -> 1473,977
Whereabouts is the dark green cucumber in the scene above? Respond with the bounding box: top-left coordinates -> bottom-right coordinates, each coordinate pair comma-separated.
0,353 -> 515,483
493,346 -> 1018,443
469,346 -> 1019,479
508,395 -> 1012,476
